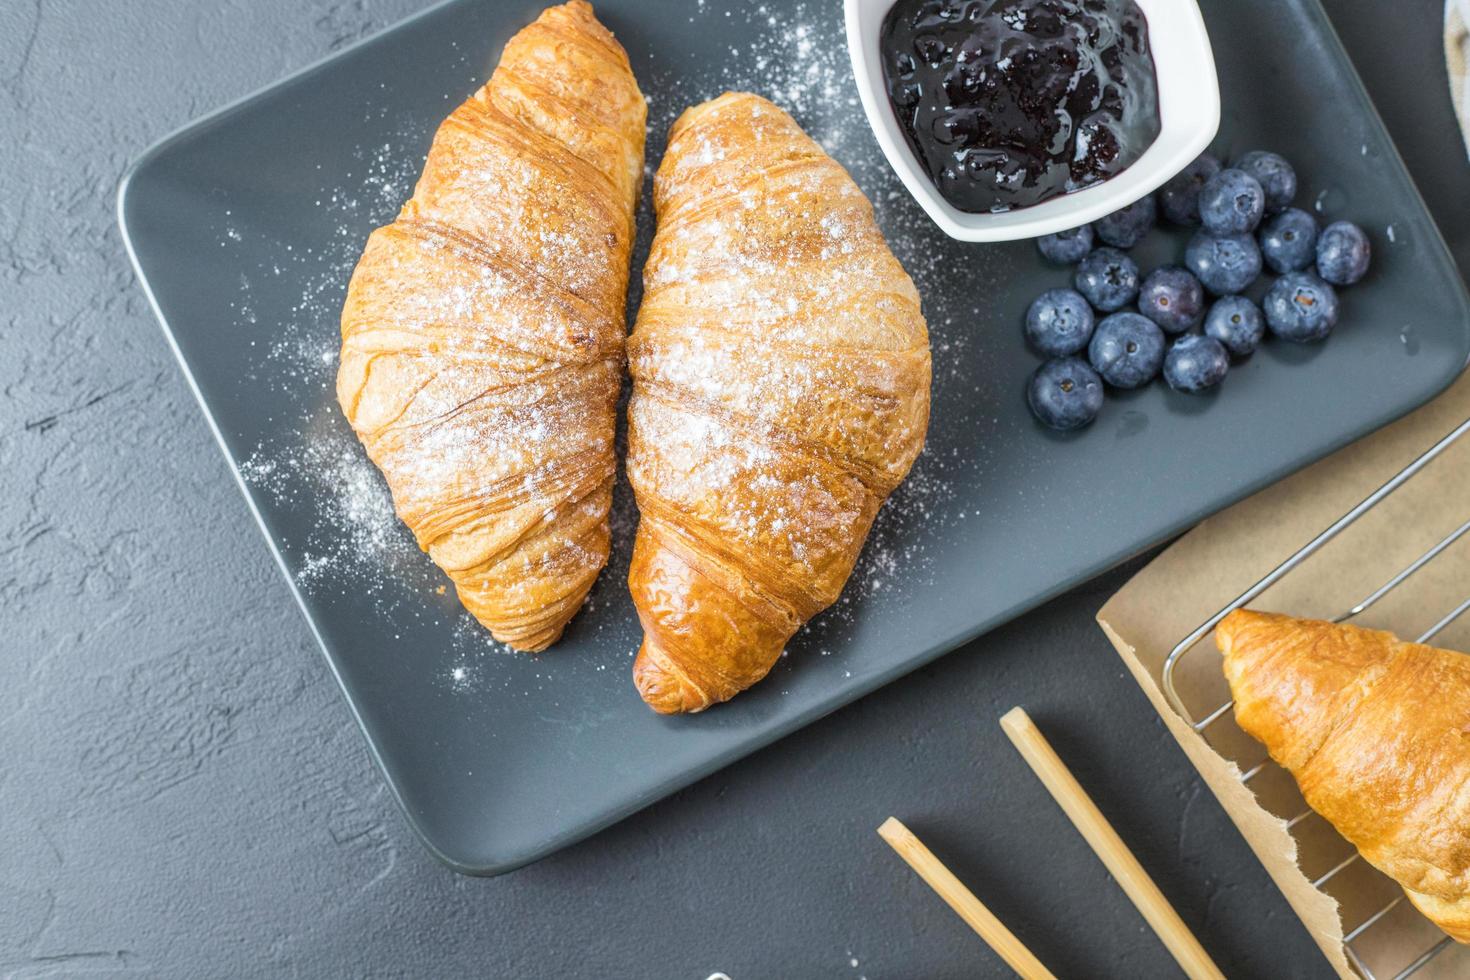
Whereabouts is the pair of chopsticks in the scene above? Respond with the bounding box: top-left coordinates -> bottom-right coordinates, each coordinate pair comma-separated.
878,707 -> 1224,980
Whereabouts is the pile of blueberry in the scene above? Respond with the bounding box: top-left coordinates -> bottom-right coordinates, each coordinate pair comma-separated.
1025,150 -> 1373,430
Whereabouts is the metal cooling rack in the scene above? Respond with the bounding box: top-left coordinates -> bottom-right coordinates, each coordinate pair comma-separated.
1160,415 -> 1470,980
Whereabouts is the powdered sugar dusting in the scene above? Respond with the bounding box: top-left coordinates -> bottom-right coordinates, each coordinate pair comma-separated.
650,2 -> 961,296
237,134 -> 423,580
632,89 -> 933,615
632,2 -> 982,631
240,435 -> 414,589
224,1 -> 994,697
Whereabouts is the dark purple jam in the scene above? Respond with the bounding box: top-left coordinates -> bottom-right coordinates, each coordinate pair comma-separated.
879,0 -> 1160,213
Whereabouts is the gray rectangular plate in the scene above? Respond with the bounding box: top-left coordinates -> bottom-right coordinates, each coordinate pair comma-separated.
119,0 -> 1470,873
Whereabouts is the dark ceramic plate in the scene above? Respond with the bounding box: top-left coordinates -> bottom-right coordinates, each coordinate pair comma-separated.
119,0 -> 1470,873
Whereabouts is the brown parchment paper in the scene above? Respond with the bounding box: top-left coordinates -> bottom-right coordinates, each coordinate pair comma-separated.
1098,370 -> 1470,980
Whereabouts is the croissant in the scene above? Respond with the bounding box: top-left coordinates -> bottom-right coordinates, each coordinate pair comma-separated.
336,1 -> 645,651
626,92 -> 931,713
1218,609 -> 1470,942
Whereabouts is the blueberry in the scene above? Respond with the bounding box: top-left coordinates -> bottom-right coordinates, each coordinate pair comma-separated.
1088,311 -> 1165,389
1258,208 -> 1319,274
1074,247 -> 1140,312
1094,195 -> 1157,249
1027,358 -> 1104,431
1036,224 -> 1095,264
1158,153 -> 1222,226
1199,168 -> 1265,235
1025,288 -> 1095,356
1204,296 -> 1266,356
1163,335 -> 1230,392
1316,221 -> 1372,286
1233,151 -> 1297,214
1185,231 -> 1263,295
1264,271 -> 1340,342
1137,266 -> 1205,334
914,34 -> 949,65
932,108 -> 978,145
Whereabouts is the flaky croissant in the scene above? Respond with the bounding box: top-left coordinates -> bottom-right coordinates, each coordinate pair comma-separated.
1218,609 -> 1470,942
336,1 -> 645,650
626,92 -> 931,713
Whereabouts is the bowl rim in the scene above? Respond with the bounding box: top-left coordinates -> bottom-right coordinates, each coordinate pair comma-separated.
844,0 -> 1221,242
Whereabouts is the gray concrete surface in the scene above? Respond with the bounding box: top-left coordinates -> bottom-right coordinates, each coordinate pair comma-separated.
2,0 -> 1466,977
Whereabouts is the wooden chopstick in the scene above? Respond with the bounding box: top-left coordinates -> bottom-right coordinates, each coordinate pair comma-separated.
877,817 -> 1058,980
999,707 -> 1226,980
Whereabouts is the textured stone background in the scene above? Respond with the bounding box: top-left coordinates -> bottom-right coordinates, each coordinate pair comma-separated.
2,1 -> 1466,977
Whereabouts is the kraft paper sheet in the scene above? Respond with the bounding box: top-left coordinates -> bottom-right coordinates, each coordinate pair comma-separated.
1098,369 -> 1470,979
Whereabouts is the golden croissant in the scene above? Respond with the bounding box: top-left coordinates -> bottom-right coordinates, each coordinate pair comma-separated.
336,1 -> 645,651
626,92 -> 931,713
1218,609 -> 1470,942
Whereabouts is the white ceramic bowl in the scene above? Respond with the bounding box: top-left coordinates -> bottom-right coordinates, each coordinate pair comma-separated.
845,0 -> 1221,242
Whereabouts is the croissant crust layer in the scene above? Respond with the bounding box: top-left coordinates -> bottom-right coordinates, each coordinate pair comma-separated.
336,1 -> 645,651
626,92 -> 931,713
1218,609 -> 1470,942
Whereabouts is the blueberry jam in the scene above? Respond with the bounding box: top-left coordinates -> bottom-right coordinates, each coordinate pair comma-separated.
879,0 -> 1160,213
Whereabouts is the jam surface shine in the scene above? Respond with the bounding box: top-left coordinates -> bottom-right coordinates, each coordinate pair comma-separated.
880,0 -> 1161,214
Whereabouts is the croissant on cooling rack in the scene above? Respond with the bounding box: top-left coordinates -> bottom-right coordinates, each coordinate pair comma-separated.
336,1 -> 645,651
1218,609 -> 1470,942
626,92 -> 932,714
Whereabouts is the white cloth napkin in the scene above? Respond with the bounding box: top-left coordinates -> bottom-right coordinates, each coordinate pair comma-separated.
1450,0 -> 1470,156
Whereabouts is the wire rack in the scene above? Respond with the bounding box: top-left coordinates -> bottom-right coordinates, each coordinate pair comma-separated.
1159,415 -> 1470,980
